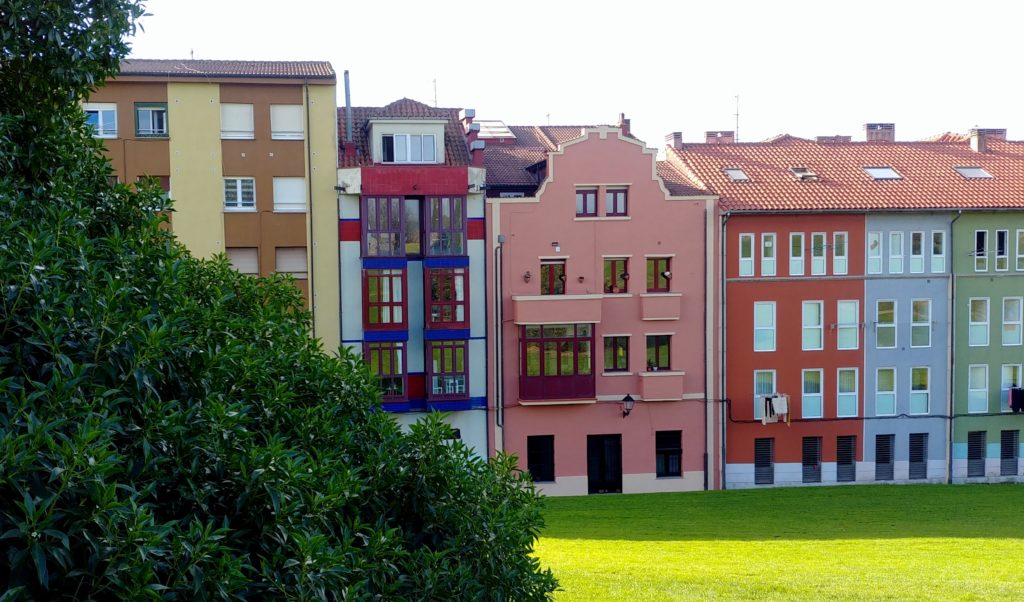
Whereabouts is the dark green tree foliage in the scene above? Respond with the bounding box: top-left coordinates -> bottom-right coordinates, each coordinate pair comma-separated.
0,1 -> 556,599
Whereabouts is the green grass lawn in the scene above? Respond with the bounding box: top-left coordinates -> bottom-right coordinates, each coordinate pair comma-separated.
536,484 -> 1024,601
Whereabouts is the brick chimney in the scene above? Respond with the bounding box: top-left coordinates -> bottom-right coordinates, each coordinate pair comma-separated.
618,113 -> 631,137
470,139 -> 485,167
460,108 -> 475,129
816,135 -> 852,144
865,123 -> 895,143
666,131 -> 683,150
971,128 -> 1006,153
466,122 -> 480,146
705,131 -> 735,144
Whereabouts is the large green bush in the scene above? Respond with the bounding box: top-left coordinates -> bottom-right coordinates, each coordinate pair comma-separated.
0,1 -> 556,599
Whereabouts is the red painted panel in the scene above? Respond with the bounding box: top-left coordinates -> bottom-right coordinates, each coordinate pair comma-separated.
340,220 -> 360,241
408,373 -> 426,401
361,166 -> 468,196
468,219 -> 484,240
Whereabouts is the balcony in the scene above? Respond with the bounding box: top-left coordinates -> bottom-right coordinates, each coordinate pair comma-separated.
640,293 -> 682,321
512,294 -> 602,324
639,370 -> 685,401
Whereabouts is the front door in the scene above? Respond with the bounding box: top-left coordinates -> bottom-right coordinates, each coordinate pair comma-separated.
587,434 -> 622,494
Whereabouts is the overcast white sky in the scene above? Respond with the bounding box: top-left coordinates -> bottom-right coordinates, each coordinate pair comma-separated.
128,0 -> 1024,149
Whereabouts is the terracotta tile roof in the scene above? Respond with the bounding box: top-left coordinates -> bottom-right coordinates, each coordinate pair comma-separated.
667,135 -> 1024,211
657,162 -> 711,196
119,59 -> 335,80
337,98 -> 471,167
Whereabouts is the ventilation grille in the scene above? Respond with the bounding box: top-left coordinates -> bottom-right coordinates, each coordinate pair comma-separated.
754,438 -> 774,485
875,434 -> 895,481
837,435 -> 856,482
1001,430 -> 1019,477
967,431 -> 986,478
909,433 -> 928,480
802,437 -> 822,483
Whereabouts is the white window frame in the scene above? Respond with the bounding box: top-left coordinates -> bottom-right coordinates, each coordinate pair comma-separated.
837,367 -> 859,418
1003,297 -> 1023,346
910,366 -> 930,415
84,102 -> 117,138
968,364 -> 988,413
867,231 -> 882,274
802,300 -> 824,351
888,231 -> 904,274
270,104 -> 304,140
760,233 -> 776,277
995,229 -> 1009,271
969,298 -> 989,347
221,103 -> 255,140
837,300 -> 859,350
931,230 -> 946,273
909,231 -> 925,273
272,177 -> 306,213
753,369 -> 776,420
802,369 -> 823,419
223,177 -> 256,212
1017,229 -> 1024,272
382,133 -> 437,164
974,230 -> 988,272
739,233 -> 754,277
875,299 -> 896,349
789,232 -> 805,276
875,367 -> 896,416
753,301 -> 776,352
833,232 -> 848,275
1001,364 -> 1022,412
810,232 -> 826,276
911,299 -> 931,348
135,103 -> 168,137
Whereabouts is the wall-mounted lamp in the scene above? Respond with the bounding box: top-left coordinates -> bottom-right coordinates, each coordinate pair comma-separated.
661,270 -> 672,280
523,271 -> 532,283
552,241 -> 561,253
622,394 -> 635,418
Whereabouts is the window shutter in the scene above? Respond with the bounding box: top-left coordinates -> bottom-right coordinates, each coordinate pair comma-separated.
836,435 -> 856,482
270,105 -> 303,139
275,247 -> 308,279
272,177 -> 306,212
754,438 -> 774,485
967,431 -> 986,477
875,434 -> 894,481
802,436 -> 822,483
221,104 -> 254,138
226,247 -> 258,275
909,433 -> 928,479
1000,430 -> 1019,476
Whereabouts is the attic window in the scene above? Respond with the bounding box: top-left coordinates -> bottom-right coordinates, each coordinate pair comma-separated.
864,166 -> 902,180
790,167 -> 819,181
724,168 -> 750,182
954,166 -> 993,179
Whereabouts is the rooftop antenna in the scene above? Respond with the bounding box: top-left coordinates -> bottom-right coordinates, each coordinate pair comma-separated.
433,78 -> 437,107
734,95 -> 740,142
546,113 -> 550,125
190,49 -> 194,60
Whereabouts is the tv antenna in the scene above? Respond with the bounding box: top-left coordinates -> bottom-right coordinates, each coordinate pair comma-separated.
734,95 -> 740,142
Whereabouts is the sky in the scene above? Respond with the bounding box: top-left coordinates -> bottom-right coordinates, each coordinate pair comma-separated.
127,0 -> 1024,149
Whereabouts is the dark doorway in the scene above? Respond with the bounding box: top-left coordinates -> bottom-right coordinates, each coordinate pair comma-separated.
587,434 -> 622,494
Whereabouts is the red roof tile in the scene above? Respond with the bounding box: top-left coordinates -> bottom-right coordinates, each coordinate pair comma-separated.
668,135 -> 1024,211
119,59 -> 335,80
657,162 -> 711,196
337,98 -> 471,167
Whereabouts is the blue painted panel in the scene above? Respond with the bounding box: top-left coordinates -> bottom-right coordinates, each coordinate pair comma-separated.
362,257 -> 408,269
952,442 -> 967,459
382,401 -> 412,413
363,330 -> 408,342
423,328 -> 471,341
423,256 -> 470,268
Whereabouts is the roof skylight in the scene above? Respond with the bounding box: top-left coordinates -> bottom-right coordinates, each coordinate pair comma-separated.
864,166 -> 902,180
724,168 -> 750,182
954,166 -> 993,179
790,167 -> 819,181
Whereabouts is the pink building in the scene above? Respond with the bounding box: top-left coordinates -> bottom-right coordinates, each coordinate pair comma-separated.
483,117 -> 719,495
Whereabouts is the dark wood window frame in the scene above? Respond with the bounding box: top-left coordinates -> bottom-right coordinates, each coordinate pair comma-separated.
646,334 -> 671,371
603,257 -> 628,293
363,268 -> 406,330
603,336 -> 629,372
647,257 -> 671,292
425,196 -> 466,256
576,188 -> 597,217
520,324 -> 594,400
655,430 -> 682,477
541,259 -> 566,295
364,341 -> 406,401
427,339 -> 468,400
425,267 -> 468,328
606,188 -> 628,216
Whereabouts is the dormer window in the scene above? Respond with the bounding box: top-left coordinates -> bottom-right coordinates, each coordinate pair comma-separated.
954,166 -> 993,179
790,167 -> 818,181
724,168 -> 750,182
864,166 -> 902,180
382,133 -> 437,163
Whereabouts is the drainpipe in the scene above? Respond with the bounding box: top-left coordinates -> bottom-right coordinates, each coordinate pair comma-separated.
304,81 -> 316,338
703,202 -> 709,491
720,210 -> 731,489
947,210 -> 963,484
495,233 -> 506,453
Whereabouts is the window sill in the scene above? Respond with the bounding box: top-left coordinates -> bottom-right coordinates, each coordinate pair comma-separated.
273,208 -> 307,214
656,475 -> 683,480
221,134 -> 255,140
639,292 -> 682,298
518,398 -> 597,406
224,208 -> 257,213
602,293 -> 633,298
639,370 -> 684,377
574,216 -> 631,222
135,134 -> 169,139
602,371 -> 634,377
272,134 -> 305,141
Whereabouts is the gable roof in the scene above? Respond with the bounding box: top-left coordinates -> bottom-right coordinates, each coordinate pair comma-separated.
668,135 -> 1024,211
119,59 -> 335,80
337,98 -> 471,167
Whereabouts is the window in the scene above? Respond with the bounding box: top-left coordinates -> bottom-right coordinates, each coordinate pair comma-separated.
226,247 -> 258,275
220,103 -> 254,139
975,230 -> 988,272
876,300 -> 896,349
875,434 -> 895,481
364,196 -> 403,256
837,300 -> 859,350
381,133 -> 436,163
526,435 -> 555,482
833,232 -> 848,275
520,324 -> 593,400
867,231 -> 882,274
270,104 -> 303,140
603,258 -> 628,294
837,368 -> 858,417
646,335 -> 671,371
655,431 -> 682,478
811,232 -> 826,275
911,299 -> 931,348
910,232 -> 925,273
1003,297 -> 1023,346
1001,365 -> 1021,412
272,177 -> 306,212
789,233 -> 804,276
603,336 -> 628,372
725,168 -> 749,181
224,177 -> 255,212
837,435 -> 857,482
931,231 -> 946,273
426,196 -> 465,255
761,234 -> 776,276
967,431 -> 986,477
646,257 -> 670,292
426,268 -> 467,328
739,234 -> 754,277
364,268 -> 405,329
910,367 -> 930,414
1000,431 -> 1019,477
1017,230 -> 1024,271
428,340 -> 467,398
802,437 -> 822,483
754,438 -> 774,485
275,247 -> 307,280
606,188 -> 628,216
84,103 -> 117,138
969,298 -> 989,346
968,365 -> 988,413
888,231 -> 904,274
875,368 -> 896,416
802,369 -> 823,419
540,260 -> 566,295
365,341 -> 405,399
753,370 -> 776,420
802,301 -> 823,351
575,188 -> 597,217
790,166 -> 818,180
909,433 -> 928,480
753,302 -> 776,352
954,166 -> 993,179
996,230 -> 1009,271
864,166 -> 901,180
134,102 -> 167,137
